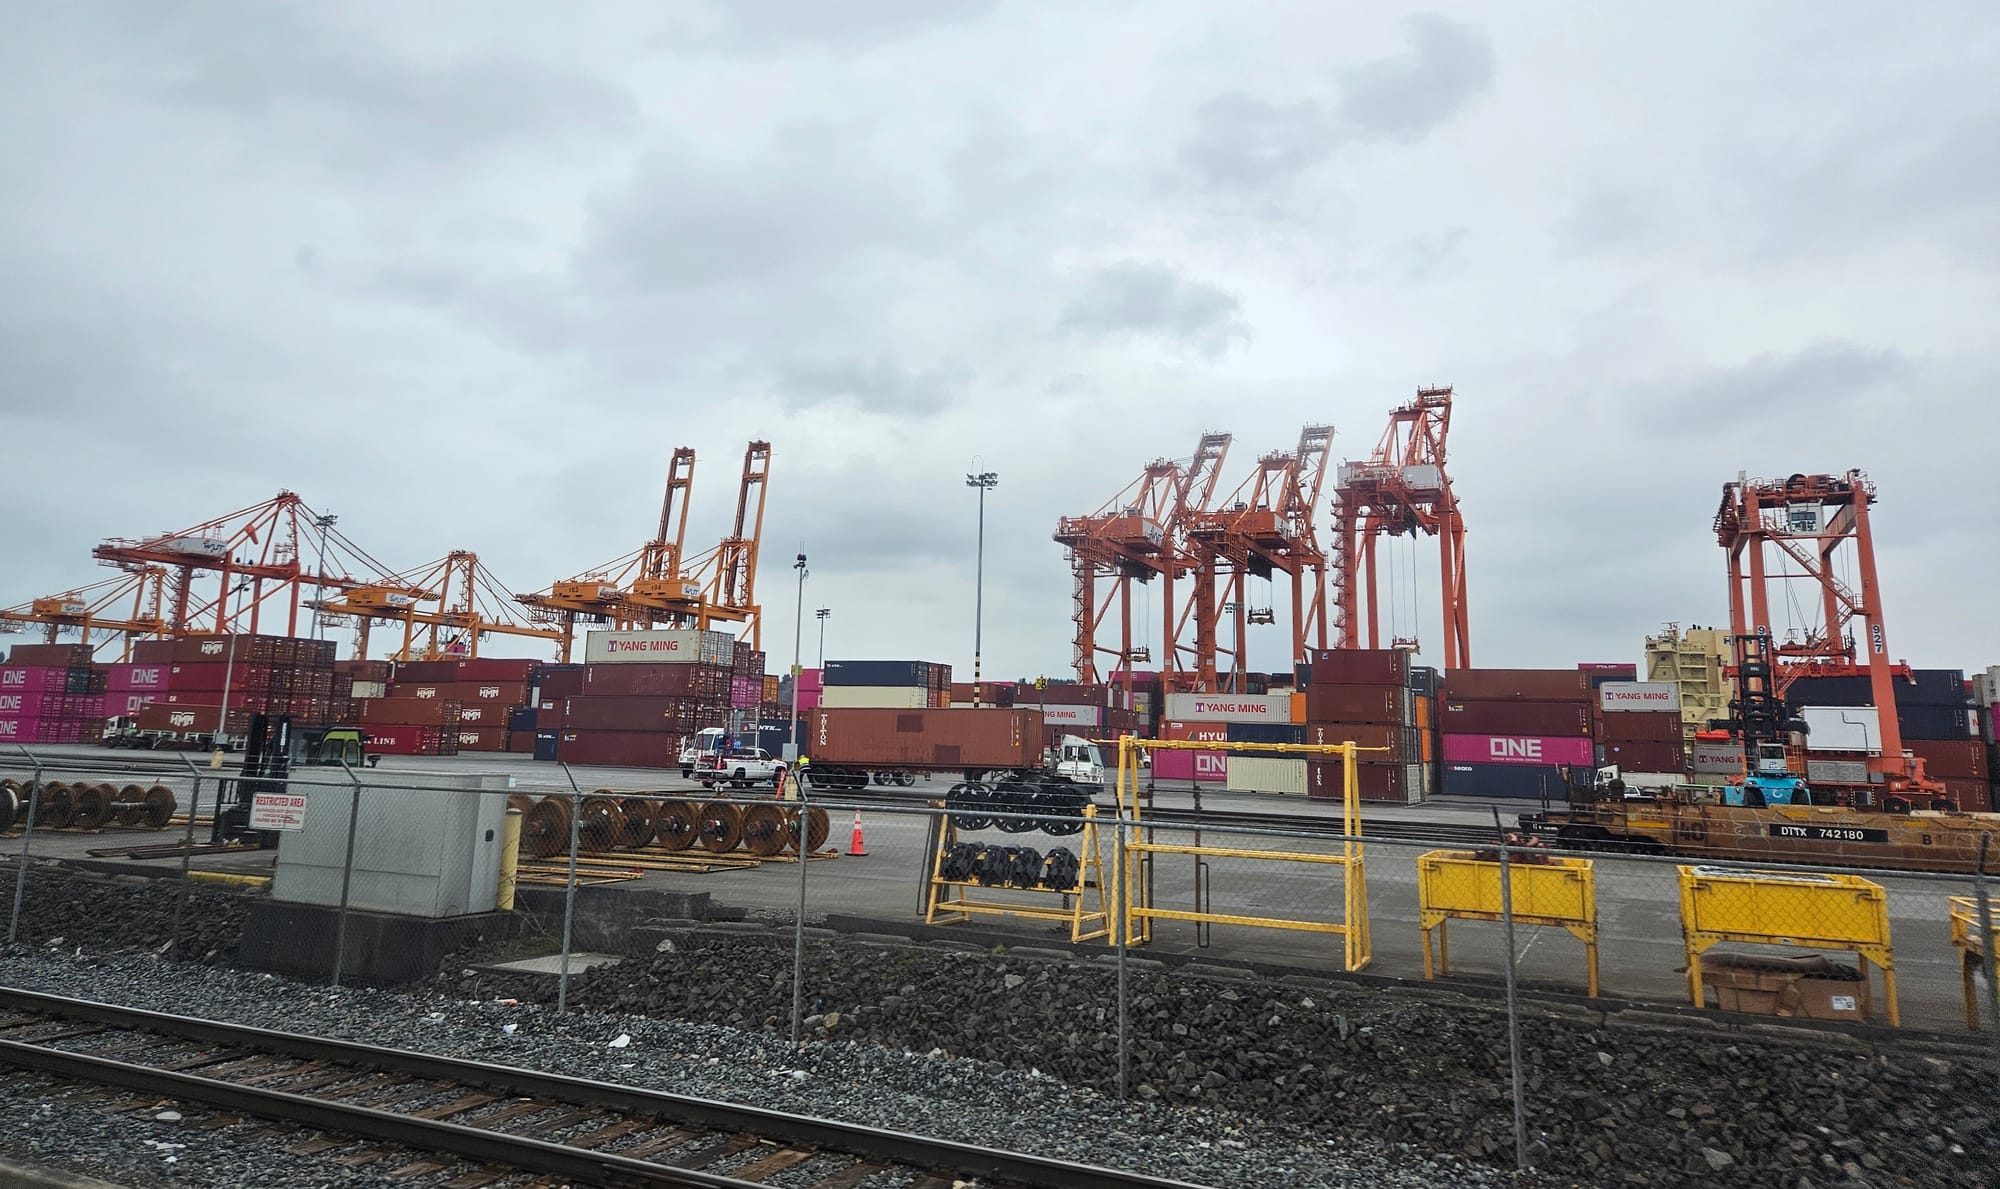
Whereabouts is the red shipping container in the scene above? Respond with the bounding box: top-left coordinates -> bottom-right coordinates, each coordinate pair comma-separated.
445,681 -> 530,705
0,667 -> 72,694
362,724 -> 454,755
455,702 -> 513,726
1440,700 -> 1593,737
456,658 -> 539,682
1443,669 -> 1590,701
103,664 -> 171,693
359,698 -> 463,727
393,660 -> 461,683
1595,710 -> 1683,743
1307,648 -> 1407,687
806,707 -> 1041,771
582,664 -> 728,697
1910,738 -> 1987,781
169,635 -> 287,665
335,659 -> 395,682
1306,760 -> 1419,802
130,640 -> 175,664
137,704 -> 252,734
557,730 -> 679,768
1443,734 -> 1596,767
539,667 -> 587,698
564,697 -> 713,732
1942,781 -> 1991,812
0,716 -> 43,742
1304,684 -> 1406,725
1033,683 -> 1110,707
5,644 -> 92,667
1599,740 -> 1687,772
452,727 -> 511,752
506,730 -> 537,754
1303,721 -> 1421,761
534,698 -> 569,728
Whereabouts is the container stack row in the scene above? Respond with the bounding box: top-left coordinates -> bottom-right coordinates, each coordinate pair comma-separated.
818,660 -> 953,709
1786,668 -> 1992,812
1301,648 -> 1431,803
0,642 -> 108,744
1438,668 -> 1593,800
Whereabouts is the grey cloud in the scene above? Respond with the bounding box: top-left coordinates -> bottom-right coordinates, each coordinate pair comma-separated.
1058,262 -> 1251,359
1336,15 -> 1495,143
140,8 -> 638,168
1555,190 -> 1654,258
1668,342 -> 1916,426
772,358 -> 971,417
672,0 -> 1000,53
1179,94 -> 1338,189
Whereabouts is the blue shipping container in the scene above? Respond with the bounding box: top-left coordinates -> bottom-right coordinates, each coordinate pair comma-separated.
532,730 -> 560,762
507,706 -> 538,732
1900,704 -> 1973,740
822,660 -> 932,688
1407,667 -> 1437,696
1223,722 -> 1306,745
1442,762 -> 1567,799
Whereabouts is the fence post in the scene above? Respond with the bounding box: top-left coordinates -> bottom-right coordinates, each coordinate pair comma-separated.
169,753 -> 205,958
329,761 -> 365,988
8,747 -> 43,945
1976,836 -> 2000,1093
1115,811 -> 1130,1101
1495,820 -> 1529,1172
790,786 -> 814,1047
556,764 -> 584,1015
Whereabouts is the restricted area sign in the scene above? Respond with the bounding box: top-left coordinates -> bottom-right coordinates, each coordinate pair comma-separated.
248,792 -> 309,832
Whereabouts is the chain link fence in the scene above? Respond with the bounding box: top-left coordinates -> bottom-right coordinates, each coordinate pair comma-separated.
0,744 -> 1996,1174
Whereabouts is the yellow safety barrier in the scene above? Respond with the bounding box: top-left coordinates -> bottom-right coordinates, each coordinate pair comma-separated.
1117,736 -> 1375,971
1677,865 -> 1897,1026
1417,850 -> 1599,996
186,871 -> 271,889
1948,895 -> 1999,1031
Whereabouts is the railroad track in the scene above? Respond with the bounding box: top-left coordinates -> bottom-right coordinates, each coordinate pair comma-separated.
0,987 -> 1204,1189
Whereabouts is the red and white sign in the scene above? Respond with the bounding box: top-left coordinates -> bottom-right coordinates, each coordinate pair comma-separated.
1162,693 -> 1291,723
1038,704 -> 1102,727
248,792 -> 309,832
1598,682 -> 1678,712
1441,734 -> 1595,767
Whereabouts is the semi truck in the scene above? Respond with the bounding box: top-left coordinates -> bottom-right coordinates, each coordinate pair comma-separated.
798,707 -> 1106,791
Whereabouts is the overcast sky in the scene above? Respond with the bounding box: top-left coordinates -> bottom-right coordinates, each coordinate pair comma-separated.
3,3 -> 1996,679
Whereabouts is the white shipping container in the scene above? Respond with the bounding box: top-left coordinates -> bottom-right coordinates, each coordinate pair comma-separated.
584,629 -> 734,666
350,681 -> 387,700
1163,692 -> 1293,723
1598,681 -> 1679,712
1690,741 -> 1744,774
1036,704 -> 1103,727
818,685 -> 930,709
1223,756 -> 1309,795
1800,706 -> 1883,753
1806,758 -> 1874,784
1615,771 -> 1688,788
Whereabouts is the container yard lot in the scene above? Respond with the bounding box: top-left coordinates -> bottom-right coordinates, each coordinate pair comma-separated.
2,744 -> 1981,1034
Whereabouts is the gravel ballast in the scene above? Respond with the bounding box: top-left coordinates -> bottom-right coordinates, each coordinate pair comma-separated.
0,944 -> 1495,1189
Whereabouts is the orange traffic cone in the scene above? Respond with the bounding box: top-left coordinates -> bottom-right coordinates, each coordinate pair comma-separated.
848,809 -> 868,856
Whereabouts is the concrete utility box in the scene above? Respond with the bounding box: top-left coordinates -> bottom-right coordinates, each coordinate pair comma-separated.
273,769 -> 512,918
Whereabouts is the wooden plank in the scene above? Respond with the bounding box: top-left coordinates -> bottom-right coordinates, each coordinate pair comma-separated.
729,1147 -> 817,1179
564,1118 -> 648,1150
666,1134 -> 761,1170
409,1093 -> 499,1121
387,1160 -> 452,1179
612,1127 -> 703,1159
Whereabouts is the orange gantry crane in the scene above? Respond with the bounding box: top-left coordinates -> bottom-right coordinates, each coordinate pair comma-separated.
0,566 -> 170,660
1183,425 -> 1336,691
1330,387 -> 1471,666
1055,433 -> 1231,695
317,551 -> 566,661
518,441 -> 772,659
90,491 -> 409,640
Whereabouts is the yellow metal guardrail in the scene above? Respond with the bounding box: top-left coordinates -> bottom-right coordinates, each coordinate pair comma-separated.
1417,850 -> 1599,996
1948,895 -> 1999,1031
1117,736 -> 1376,971
1677,865 -> 1897,1026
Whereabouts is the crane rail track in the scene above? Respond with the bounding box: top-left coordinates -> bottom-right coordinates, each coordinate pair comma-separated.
0,987 -> 1205,1189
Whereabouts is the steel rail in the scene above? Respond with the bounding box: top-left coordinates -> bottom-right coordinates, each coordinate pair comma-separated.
0,987 -> 1206,1189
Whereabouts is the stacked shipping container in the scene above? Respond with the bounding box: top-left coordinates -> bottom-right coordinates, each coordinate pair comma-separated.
1440,668 -> 1592,799
819,660 -> 952,708
1786,669 -> 1991,812
1592,680 -> 1687,780
555,629 -> 739,767
1302,649 -> 1430,804
0,642 -> 105,743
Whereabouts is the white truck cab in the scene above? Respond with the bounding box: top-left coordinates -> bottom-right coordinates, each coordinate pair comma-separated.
678,727 -> 727,778
1047,734 -> 1106,786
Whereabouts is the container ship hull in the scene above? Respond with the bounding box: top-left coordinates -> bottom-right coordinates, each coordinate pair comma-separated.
1529,798 -> 2000,874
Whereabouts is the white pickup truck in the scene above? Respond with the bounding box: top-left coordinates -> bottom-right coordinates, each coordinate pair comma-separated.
697,747 -> 788,789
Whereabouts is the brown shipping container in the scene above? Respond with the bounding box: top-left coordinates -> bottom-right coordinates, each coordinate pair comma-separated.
358,697 -> 463,727
452,727 -> 511,752
394,660 -> 462,683
1910,738 -> 1987,780
558,730 -> 679,768
1306,759 -> 1419,802
457,658 -> 539,682
1444,669 -> 1590,702
1440,699 -> 1592,736
334,659 -> 394,682
539,667 -> 587,699
1942,780 -> 1991,812
6,643 -> 94,667
506,730 -> 537,754
455,702 -> 512,726
1307,648 -> 1407,687
535,698 -> 568,728
951,682 -> 1016,707
137,703 -> 253,734
1596,711 -> 1683,744
1304,683 -> 1406,725
808,707 -> 1040,770
1303,722 -> 1421,761
447,681 -> 531,705
1033,684 -> 1108,707
130,640 -> 176,664
563,696 -> 717,733
582,664 -> 729,698
1600,740 -> 1686,771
